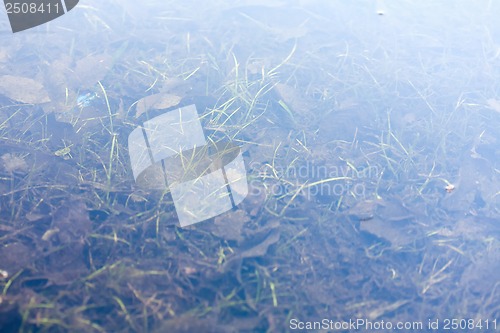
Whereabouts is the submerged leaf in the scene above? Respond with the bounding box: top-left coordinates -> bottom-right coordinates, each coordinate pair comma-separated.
360,217 -> 415,248
355,198 -> 419,247
0,75 -> 50,104
135,93 -> 182,118
274,83 -> 310,117
50,199 -> 92,244
213,210 -> 251,242
73,54 -> 113,89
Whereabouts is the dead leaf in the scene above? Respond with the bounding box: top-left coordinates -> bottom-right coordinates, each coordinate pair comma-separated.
435,216 -> 499,241
0,242 -> 33,273
236,228 -> 280,259
50,199 -> 92,244
360,217 -> 416,248
159,77 -> 191,94
356,198 -> 419,247
72,53 -> 113,89
347,199 -> 378,221
0,75 -> 50,104
274,83 -> 310,116
42,56 -> 73,108
213,210 -> 251,242
222,226 -> 280,272
135,93 -> 182,118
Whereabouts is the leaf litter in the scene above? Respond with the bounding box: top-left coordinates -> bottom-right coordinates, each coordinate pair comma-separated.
0,1 -> 499,332
0,75 -> 50,104
135,92 -> 182,118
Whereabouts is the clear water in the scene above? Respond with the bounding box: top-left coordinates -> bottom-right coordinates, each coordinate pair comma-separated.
0,1 -> 499,332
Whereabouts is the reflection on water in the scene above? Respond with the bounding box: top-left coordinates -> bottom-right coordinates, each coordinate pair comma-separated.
0,0 -> 499,331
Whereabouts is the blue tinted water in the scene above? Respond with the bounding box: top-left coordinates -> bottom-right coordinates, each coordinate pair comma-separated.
0,1 -> 498,332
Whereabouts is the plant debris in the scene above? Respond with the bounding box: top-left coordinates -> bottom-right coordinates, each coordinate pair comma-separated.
0,75 -> 50,104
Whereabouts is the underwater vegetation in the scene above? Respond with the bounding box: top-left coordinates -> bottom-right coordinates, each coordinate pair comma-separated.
0,0 -> 499,332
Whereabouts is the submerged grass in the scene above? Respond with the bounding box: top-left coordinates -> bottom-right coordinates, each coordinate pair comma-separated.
0,1 -> 499,332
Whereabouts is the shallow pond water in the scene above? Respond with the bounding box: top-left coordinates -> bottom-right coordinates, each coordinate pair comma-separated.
0,1 -> 499,332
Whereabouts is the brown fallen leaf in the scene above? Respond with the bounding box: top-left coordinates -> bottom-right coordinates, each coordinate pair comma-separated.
213,210 -> 251,242
360,217 -> 415,248
135,92 -> 182,118
355,198 -> 419,247
50,199 -> 92,245
72,53 -> 113,89
0,75 -> 50,104
274,82 -> 310,116
221,227 -> 280,276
